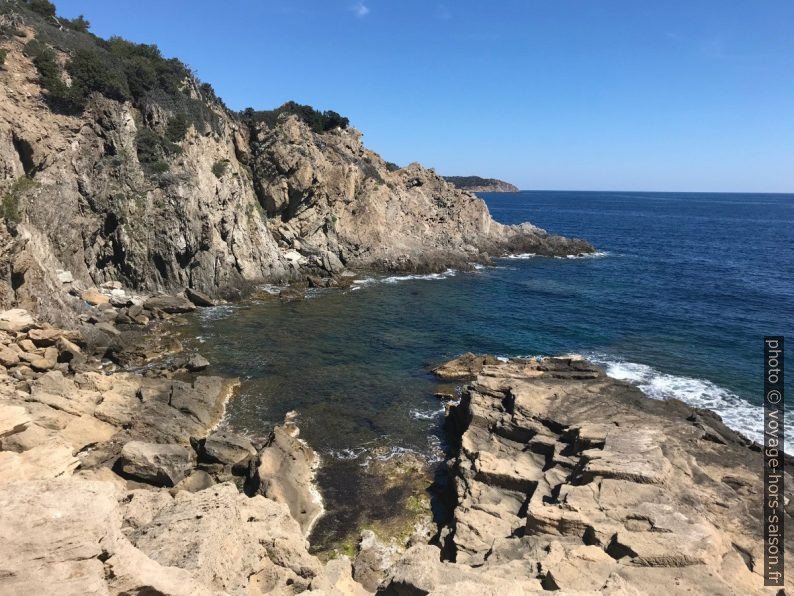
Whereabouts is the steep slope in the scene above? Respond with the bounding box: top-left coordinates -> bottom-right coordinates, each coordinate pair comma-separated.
0,1 -> 592,324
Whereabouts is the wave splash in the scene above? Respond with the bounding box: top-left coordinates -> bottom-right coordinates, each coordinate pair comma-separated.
588,354 -> 788,449
352,269 -> 457,288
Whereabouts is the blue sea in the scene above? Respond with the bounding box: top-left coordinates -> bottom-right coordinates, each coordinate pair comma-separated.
183,190 -> 793,546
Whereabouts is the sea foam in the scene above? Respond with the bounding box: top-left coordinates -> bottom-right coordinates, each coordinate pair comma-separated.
353,269 -> 457,287
588,354 -> 788,449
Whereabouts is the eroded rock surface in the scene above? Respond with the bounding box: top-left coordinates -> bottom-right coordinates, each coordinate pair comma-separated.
247,413 -> 324,537
381,356 -> 794,594
0,308 -> 369,595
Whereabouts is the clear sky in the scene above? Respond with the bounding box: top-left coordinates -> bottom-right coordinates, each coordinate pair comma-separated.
54,1 -> 793,192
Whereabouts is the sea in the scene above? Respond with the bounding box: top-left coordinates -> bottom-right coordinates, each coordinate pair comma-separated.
180,190 -> 793,548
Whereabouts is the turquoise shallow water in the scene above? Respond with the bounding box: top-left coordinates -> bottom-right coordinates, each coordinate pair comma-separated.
182,190 -> 793,546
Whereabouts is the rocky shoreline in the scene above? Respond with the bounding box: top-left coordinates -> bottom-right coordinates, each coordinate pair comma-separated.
0,293 -> 368,594
381,354 -> 794,594
2,290 -> 792,594
1,4 -> 791,593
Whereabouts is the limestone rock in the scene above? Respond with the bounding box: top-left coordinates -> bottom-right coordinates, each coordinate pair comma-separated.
81,288 -> 109,306
247,417 -> 323,536
0,308 -> 35,332
432,352 -> 500,380
186,353 -> 210,371
0,443 -> 78,485
144,294 -> 197,314
130,482 -> 323,594
185,288 -> 216,307
191,429 -> 256,466
0,404 -> 30,438
118,441 -> 196,487
0,479 -> 211,595
422,355 -> 793,594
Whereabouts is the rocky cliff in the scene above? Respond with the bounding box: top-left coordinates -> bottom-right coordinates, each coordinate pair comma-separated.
0,3 -> 591,325
443,175 -> 520,193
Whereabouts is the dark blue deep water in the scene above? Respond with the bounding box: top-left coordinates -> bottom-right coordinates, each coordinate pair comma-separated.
183,190 -> 793,546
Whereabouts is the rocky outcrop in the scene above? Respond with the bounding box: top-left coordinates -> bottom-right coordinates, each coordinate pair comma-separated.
1,18 -> 591,326
380,355 -> 794,594
251,120 -> 591,275
246,413 -> 324,536
0,306 -> 371,595
443,176 -> 520,193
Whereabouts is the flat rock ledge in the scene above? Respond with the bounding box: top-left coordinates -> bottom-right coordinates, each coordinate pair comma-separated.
379,355 -> 794,594
0,308 -> 368,595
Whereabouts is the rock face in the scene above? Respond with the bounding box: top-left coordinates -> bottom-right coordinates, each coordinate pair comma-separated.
443,175 -> 520,193
0,17 -> 591,325
381,356 -> 794,594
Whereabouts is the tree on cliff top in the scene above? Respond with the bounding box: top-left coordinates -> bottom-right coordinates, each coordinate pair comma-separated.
241,102 -> 350,134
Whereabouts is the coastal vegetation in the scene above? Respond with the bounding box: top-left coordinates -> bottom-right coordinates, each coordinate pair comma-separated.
240,102 -> 350,133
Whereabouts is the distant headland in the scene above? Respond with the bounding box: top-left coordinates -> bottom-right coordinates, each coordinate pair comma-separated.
443,176 -> 519,193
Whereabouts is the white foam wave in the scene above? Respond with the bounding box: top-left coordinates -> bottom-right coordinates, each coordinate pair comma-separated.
588,355 -> 787,449
327,447 -> 368,461
569,250 -> 609,259
196,304 -> 236,321
409,407 -> 444,420
503,252 -> 537,259
257,284 -> 284,295
353,269 -> 457,287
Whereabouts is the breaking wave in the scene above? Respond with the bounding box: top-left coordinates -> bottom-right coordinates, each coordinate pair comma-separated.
587,354 -> 787,448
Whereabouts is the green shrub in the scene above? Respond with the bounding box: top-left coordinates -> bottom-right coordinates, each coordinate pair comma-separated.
241,101 -> 350,133
152,160 -> 169,174
385,161 -> 400,172
67,48 -> 131,104
0,49 -> 7,67
65,15 -> 90,33
165,113 -> 189,142
135,127 -> 180,174
28,0 -> 56,19
1,194 -> 19,222
23,39 -> 79,110
1,176 -> 39,223
212,160 -> 229,178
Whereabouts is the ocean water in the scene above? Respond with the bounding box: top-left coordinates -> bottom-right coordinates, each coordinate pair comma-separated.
182,190 -> 793,546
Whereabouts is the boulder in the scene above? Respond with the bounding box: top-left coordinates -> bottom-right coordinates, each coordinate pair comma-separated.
172,470 -> 215,493
0,309 -> 35,332
0,479 -> 210,595
185,288 -> 216,307
28,328 -> 79,346
81,288 -> 110,306
0,443 -> 79,484
129,483 -> 323,594
0,347 -> 20,367
186,354 -> 210,371
191,429 -> 256,466
0,405 -> 31,438
117,441 -> 196,487
144,295 -> 197,314
30,346 -> 58,371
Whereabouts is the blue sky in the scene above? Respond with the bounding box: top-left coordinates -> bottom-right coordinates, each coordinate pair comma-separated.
55,1 -> 793,192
